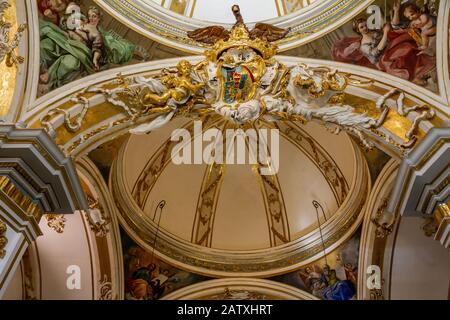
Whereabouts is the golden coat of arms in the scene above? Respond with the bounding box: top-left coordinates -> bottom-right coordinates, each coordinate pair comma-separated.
95,5 -> 432,150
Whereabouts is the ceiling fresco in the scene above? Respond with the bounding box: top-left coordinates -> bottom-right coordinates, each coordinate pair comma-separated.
122,224 -> 361,301
36,0 -> 188,96
122,230 -> 211,300
34,0 -> 444,100
37,0 -> 141,94
0,0 -> 448,304
270,229 -> 361,300
310,0 -> 440,93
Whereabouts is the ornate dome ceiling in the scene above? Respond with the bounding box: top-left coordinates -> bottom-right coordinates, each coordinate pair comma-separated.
0,0 -> 449,303
111,116 -> 369,277
145,0 -> 321,23
94,0 -> 373,53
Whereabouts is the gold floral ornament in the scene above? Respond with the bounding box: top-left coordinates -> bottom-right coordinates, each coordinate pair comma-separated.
45,214 -> 67,234
42,5 -> 434,152
0,0 -> 26,67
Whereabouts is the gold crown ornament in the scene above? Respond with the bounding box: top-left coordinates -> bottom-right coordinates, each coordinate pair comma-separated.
205,24 -> 278,62
187,5 -> 289,62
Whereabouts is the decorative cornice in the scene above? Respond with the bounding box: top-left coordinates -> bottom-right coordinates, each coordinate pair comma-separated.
388,128 -> 450,217
0,176 -> 43,221
0,124 -> 88,213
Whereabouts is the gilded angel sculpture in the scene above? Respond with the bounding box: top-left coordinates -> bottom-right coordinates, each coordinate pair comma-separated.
142,60 -> 205,107
54,5 -> 433,149
128,60 -> 205,134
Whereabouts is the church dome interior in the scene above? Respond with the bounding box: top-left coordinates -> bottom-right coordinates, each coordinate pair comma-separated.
0,0 -> 448,305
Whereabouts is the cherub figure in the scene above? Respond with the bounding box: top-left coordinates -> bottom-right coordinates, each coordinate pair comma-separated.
142,60 -> 205,107
400,1 -> 437,51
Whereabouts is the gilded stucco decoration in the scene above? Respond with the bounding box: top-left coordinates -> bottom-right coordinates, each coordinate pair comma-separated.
44,214 -> 67,234
0,0 -> 25,67
41,6 -> 435,153
99,274 -> 113,300
358,159 -> 400,300
0,0 -> 26,117
370,198 -> 395,238
207,288 -> 267,300
0,219 -> 7,259
84,193 -> 111,238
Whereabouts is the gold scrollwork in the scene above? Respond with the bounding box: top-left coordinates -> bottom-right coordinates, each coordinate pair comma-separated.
421,216 -> 439,237
83,194 -> 111,238
45,214 -> 67,234
192,162 -> 225,247
0,219 -> 7,259
0,0 -> 26,67
276,121 -> 348,205
210,288 -> 266,300
369,285 -> 385,300
294,65 -> 348,99
371,198 -> 395,239
376,89 -> 435,149
252,123 -> 290,246
21,247 -> 38,300
99,274 -> 113,300
132,116 -> 222,208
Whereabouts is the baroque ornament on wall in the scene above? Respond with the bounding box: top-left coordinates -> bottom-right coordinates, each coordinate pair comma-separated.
42,5 -> 434,152
0,220 -> 7,259
45,214 -> 67,234
0,0 -> 26,67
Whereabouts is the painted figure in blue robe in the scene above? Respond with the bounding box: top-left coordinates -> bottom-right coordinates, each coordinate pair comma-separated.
321,265 -> 356,300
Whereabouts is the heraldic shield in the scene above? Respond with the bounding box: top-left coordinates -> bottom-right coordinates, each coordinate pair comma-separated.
220,64 -> 255,104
